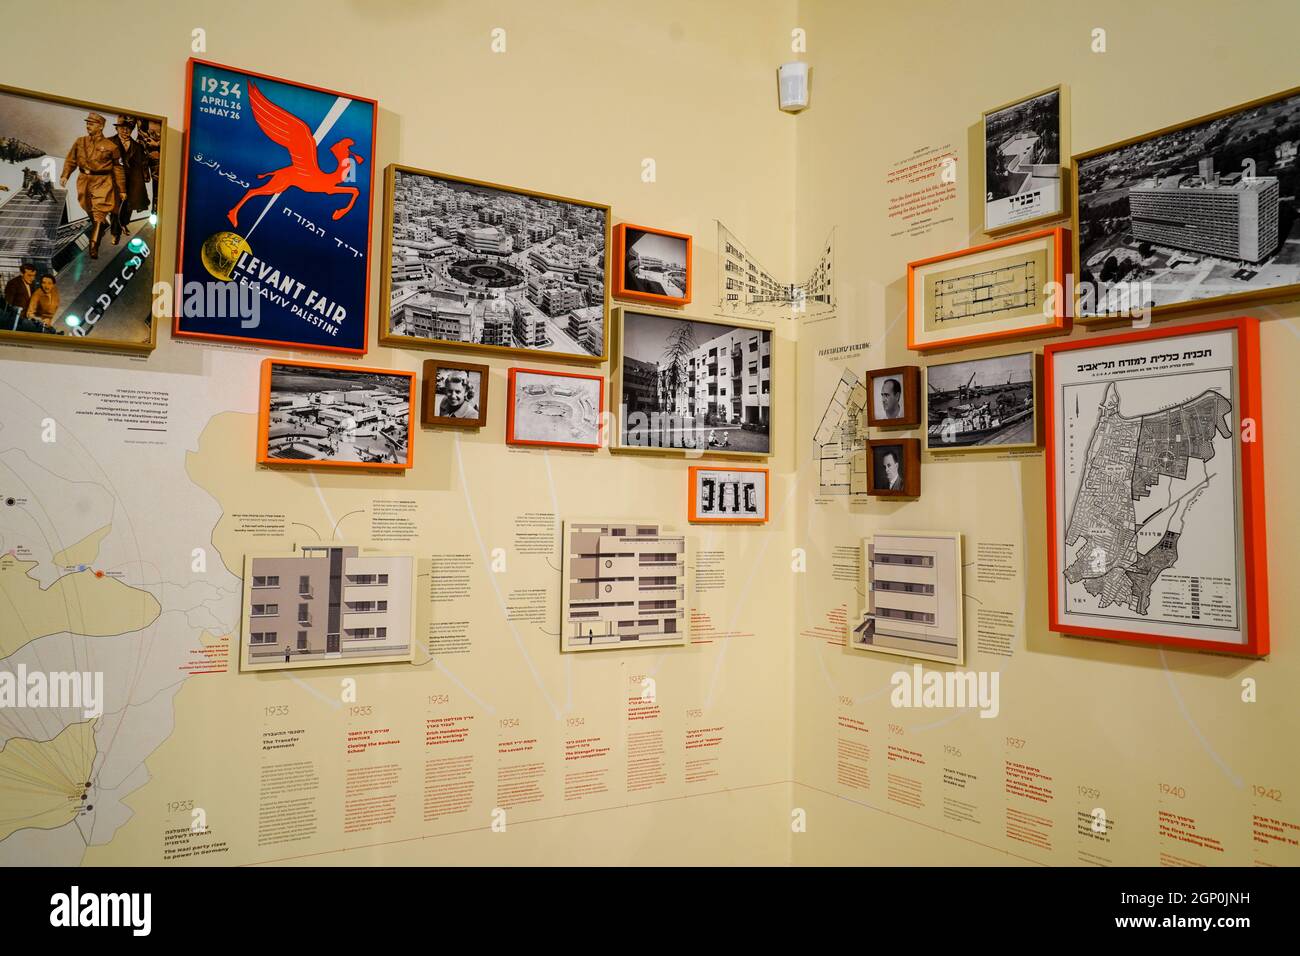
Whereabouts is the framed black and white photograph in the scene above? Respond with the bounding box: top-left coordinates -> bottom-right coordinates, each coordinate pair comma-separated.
1073,84 -> 1300,321
421,359 -> 489,428
506,367 -> 603,449
613,223 -> 691,307
380,164 -> 610,362
865,365 -> 920,429
924,352 -> 1039,452
867,438 -> 919,498
984,85 -> 1066,234
613,308 -> 772,458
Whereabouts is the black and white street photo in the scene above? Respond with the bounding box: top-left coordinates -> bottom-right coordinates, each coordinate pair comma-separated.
385,167 -> 608,358
264,363 -> 412,466
984,87 -> 1062,230
925,352 -> 1036,451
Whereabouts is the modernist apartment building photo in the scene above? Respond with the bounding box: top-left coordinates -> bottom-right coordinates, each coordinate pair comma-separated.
1076,88 -> 1300,314
618,311 -> 771,453
241,546 -> 416,671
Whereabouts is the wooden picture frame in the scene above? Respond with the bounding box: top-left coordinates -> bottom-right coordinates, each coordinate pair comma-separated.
0,82 -> 168,353
506,367 -> 604,450
256,358 -> 415,470
852,531 -> 965,665
1072,85 -> 1300,324
908,226 -> 1069,352
612,223 -> 692,307
923,351 -> 1041,452
982,84 -> 1068,235
379,164 -> 611,364
866,438 -> 920,498
687,466 -> 769,524
611,306 -> 772,460
865,365 -> 921,429
421,359 -> 489,428
174,59 -> 378,354
1044,316 -> 1267,656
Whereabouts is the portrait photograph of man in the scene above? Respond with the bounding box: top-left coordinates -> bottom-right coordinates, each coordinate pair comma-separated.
866,366 -> 919,428
868,438 -> 920,497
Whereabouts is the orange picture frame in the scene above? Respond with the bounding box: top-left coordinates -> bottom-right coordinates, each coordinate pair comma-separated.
688,466 -> 770,524
612,223 -> 692,307
1043,316 -> 1268,656
506,367 -> 604,450
907,226 -> 1070,352
256,358 -> 415,470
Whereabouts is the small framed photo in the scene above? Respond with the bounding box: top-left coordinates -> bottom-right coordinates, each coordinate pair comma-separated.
983,85 -> 1067,234
924,352 -> 1040,452
506,367 -> 603,449
688,466 -> 769,524
612,223 -> 692,307
257,359 -> 415,470
865,366 -> 920,429
852,531 -> 965,665
907,226 -> 1069,352
422,360 -> 488,428
867,438 -> 920,498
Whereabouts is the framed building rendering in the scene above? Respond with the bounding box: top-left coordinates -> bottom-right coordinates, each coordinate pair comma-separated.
1044,316 -> 1268,656
612,307 -> 772,458
851,531 -> 965,665
240,545 -> 416,671
688,466 -> 769,524
1073,85 -> 1300,322
983,84 -> 1067,234
612,223 -> 692,307
379,164 -> 611,363
174,59 -> 378,353
924,351 -> 1040,452
560,519 -> 688,652
0,83 -> 167,352
907,226 -> 1069,352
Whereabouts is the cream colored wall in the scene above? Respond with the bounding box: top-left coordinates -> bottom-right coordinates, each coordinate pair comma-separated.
793,0 -> 1300,865
0,0 -> 799,865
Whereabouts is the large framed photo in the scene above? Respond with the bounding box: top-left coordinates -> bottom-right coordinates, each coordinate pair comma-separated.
865,365 -> 920,429
174,59 -> 377,353
257,358 -> 415,470
866,438 -> 920,498
907,226 -> 1069,351
0,83 -> 167,352
983,85 -> 1067,234
421,359 -> 488,429
240,544 -> 416,672
380,165 -> 610,363
852,531 -> 964,665
612,223 -> 691,307
560,519 -> 688,652
688,466 -> 769,524
1045,316 -> 1267,656
506,367 -> 603,449
612,307 -> 772,458
924,351 -> 1040,452
1073,85 -> 1300,322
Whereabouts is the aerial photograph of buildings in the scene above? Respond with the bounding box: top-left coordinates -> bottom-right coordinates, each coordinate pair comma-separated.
263,362 -> 412,466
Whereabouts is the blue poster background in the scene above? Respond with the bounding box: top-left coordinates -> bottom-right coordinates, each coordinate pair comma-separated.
177,62 -> 375,351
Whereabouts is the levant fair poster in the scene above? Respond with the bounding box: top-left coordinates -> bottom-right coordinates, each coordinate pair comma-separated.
175,59 -> 377,352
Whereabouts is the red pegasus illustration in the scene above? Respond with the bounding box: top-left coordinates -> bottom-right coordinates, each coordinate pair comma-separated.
227,83 -> 365,228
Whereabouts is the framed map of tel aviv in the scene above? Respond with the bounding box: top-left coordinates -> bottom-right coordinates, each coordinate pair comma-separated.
174,59 -> 378,353
1045,317 -> 1267,656
0,83 -> 167,352
907,226 -> 1069,352
1073,84 -> 1300,323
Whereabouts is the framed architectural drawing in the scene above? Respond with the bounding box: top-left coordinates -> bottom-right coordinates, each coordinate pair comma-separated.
421,359 -> 488,428
240,545 -> 416,671
924,351 -> 1040,452
257,358 -> 415,470
379,164 -> 610,362
612,307 -> 772,458
612,223 -> 691,307
1073,85 -> 1300,323
174,59 -> 377,353
1044,316 -> 1268,656
983,84 -> 1067,234
506,367 -> 603,449
688,466 -> 769,524
865,365 -> 920,429
560,519 -> 688,652
0,83 -> 167,352
907,226 -> 1069,351
866,438 -> 920,498
851,531 -> 964,665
